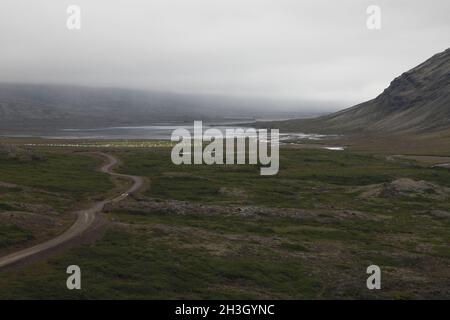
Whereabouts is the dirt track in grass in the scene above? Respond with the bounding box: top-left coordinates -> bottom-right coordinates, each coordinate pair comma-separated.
0,152 -> 144,270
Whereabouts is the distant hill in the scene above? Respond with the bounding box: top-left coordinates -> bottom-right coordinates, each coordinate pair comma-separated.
0,83 -> 325,135
260,48 -> 450,135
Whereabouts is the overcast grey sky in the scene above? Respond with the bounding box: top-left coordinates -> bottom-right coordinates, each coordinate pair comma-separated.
0,0 -> 449,110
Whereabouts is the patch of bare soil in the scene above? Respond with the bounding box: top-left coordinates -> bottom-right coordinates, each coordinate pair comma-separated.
218,187 -> 248,199
0,181 -> 20,189
391,155 -> 450,166
358,178 -> 450,200
427,210 -> 450,219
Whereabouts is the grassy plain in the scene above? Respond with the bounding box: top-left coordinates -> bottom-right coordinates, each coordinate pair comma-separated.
0,142 -> 448,299
0,145 -> 113,254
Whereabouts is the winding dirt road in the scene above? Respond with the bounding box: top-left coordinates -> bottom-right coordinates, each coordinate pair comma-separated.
0,152 -> 143,269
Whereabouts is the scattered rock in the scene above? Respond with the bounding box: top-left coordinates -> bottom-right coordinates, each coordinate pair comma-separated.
428,210 -> 450,219
358,178 -> 450,200
104,197 -> 382,222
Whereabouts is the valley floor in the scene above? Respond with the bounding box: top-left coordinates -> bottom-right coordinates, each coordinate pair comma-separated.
0,141 -> 449,299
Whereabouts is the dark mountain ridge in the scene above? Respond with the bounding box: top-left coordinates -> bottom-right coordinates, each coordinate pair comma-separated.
261,48 -> 450,135
0,83 -> 325,134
